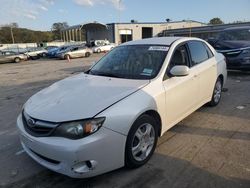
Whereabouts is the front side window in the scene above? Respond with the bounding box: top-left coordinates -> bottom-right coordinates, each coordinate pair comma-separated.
169,45 -> 190,69
71,47 -> 79,51
164,44 -> 190,80
188,41 -> 209,66
88,45 -> 168,80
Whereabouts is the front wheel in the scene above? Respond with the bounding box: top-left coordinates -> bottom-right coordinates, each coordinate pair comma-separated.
208,78 -> 222,106
85,52 -> 91,57
14,57 -> 21,63
125,115 -> 158,168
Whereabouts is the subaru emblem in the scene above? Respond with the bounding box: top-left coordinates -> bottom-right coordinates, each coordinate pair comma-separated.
27,118 -> 36,128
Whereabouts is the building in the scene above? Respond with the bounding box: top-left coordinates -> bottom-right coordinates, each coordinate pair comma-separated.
162,22 -> 250,40
61,20 -> 206,44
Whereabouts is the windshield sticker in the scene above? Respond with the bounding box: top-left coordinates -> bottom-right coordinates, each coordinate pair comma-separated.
148,46 -> 169,51
141,68 -> 153,76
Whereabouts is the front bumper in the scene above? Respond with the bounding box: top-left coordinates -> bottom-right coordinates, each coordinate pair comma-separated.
226,58 -> 250,70
224,53 -> 250,70
16,114 -> 126,178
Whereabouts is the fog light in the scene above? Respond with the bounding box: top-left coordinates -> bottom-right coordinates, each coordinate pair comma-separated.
72,160 -> 97,174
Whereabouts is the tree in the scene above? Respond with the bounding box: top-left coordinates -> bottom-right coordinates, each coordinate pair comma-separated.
11,22 -> 19,28
209,18 -> 224,25
0,26 -> 53,43
51,22 -> 69,40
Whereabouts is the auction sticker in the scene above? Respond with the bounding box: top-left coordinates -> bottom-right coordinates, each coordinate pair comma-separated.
141,68 -> 153,76
148,46 -> 169,51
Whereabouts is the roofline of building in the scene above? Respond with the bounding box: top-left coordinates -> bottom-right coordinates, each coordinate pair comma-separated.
107,20 -> 206,25
162,21 -> 250,33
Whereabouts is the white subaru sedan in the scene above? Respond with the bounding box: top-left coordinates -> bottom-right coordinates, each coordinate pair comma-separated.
17,37 -> 227,178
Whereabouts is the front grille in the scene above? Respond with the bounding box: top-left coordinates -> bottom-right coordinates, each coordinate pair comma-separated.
22,111 -> 58,137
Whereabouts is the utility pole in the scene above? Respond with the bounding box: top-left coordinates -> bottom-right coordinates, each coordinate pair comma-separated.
117,0 -> 122,44
10,26 -> 15,44
118,0 -> 122,24
189,20 -> 192,37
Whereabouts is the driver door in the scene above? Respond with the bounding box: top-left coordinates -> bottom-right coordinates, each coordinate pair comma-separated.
162,44 -> 199,131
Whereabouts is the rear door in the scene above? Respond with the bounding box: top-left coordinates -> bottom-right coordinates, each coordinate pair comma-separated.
187,41 -> 217,104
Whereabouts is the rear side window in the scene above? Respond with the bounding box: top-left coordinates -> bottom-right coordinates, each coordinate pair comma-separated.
203,43 -> 214,58
188,41 -> 209,65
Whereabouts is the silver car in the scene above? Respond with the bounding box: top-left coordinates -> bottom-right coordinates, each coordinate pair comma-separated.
57,46 -> 93,60
0,51 -> 28,63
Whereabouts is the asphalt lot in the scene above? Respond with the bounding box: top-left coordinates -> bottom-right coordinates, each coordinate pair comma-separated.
0,55 -> 250,188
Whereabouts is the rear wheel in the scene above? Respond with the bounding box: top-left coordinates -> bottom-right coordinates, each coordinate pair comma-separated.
208,78 -> 222,106
14,57 -> 21,63
125,115 -> 158,168
97,49 -> 101,53
85,52 -> 91,57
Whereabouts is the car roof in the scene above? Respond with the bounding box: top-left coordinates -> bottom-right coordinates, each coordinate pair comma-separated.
223,26 -> 250,31
120,37 -> 184,46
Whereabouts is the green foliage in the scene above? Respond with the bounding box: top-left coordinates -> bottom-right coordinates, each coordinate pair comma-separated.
51,22 -> 69,40
209,17 -> 224,25
0,27 -> 53,43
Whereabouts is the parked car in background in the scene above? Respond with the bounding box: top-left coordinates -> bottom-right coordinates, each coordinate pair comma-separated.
92,43 -> 116,53
47,46 -> 70,58
17,37 -> 227,178
54,45 -> 79,58
0,51 -> 28,63
57,46 -> 92,59
208,26 -> 250,70
25,47 -> 47,59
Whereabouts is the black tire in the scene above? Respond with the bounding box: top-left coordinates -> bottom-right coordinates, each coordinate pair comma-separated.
208,77 -> 222,106
14,57 -> 21,63
41,53 -> 46,57
30,56 -> 39,60
125,114 -> 158,168
85,52 -> 91,57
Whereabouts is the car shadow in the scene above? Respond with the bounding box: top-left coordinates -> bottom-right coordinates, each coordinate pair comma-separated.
170,124 -> 250,141
5,153 -> 250,188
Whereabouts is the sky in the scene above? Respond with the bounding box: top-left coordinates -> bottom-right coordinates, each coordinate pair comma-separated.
0,0 -> 250,31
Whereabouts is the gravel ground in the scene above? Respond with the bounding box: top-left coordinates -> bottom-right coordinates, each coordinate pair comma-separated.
0,56 -> 249,188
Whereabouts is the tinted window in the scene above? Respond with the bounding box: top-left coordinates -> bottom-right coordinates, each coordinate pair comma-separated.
188,41 -> 209,65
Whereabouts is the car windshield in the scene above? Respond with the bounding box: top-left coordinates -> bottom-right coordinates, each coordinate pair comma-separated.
88,45 -> 168,80
219,29 -> 250,41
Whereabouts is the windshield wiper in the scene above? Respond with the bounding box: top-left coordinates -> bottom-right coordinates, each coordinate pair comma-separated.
88,70 -> 122,78
95,72 -> 123,78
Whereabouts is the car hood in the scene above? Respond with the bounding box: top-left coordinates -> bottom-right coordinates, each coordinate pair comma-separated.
216,40 -> 250,51
24,73 -> 149,122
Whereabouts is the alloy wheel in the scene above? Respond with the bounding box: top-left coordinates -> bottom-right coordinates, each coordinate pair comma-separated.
131,123 -> 155,161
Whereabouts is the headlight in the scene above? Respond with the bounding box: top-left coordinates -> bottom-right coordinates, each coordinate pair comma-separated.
53,117 -> 105,139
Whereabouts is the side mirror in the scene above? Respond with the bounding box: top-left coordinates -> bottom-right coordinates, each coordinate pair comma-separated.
170,65 -> 189,76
